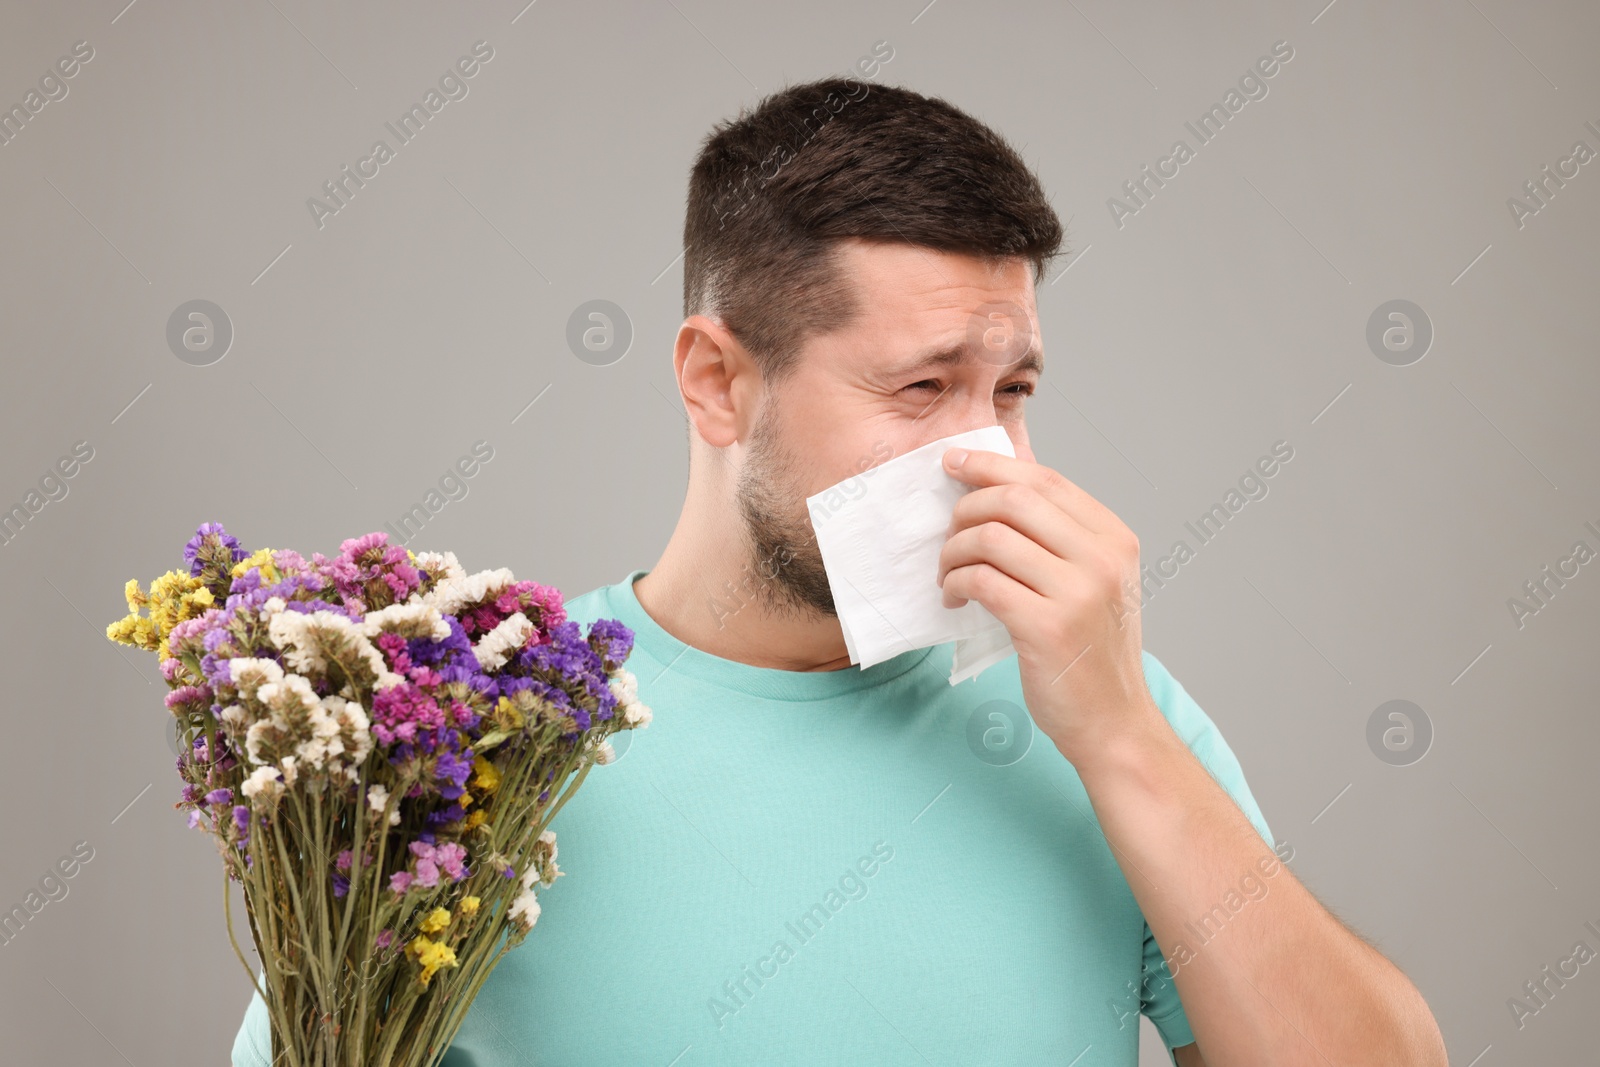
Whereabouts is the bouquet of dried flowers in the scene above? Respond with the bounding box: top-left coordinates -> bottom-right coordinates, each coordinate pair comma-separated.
106,523 -> 650,1066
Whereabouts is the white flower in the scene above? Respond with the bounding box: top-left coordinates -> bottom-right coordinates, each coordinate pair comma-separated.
608,668 -> 652,728
279,755 -> 298,787
258,596 -> 288,621
258,672 -> 319,714
229,657 -> 285,699
608,668 -> 638,704
241,765 -> 285,801
472,611 -> 533,671
508,887 -> 541,932
538,830 -> 560,886
367,784 -> 400,826
267,610 -> 403,691
422,567 -> 518,619
522,830 -> 561,889
289,695 -> 341,769
595,740 -> 616,765
327,696 -> 372,766
244,719 -> 278,766
413,550 -> 466,582
360,602 -> 451,642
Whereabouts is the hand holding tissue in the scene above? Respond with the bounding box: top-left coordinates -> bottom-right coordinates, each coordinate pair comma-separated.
806,425 -> 1020,685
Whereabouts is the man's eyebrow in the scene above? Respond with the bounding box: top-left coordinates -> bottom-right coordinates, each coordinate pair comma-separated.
886,341 -> 1045,378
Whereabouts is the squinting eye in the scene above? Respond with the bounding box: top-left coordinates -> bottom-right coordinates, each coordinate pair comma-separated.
903,380 -> 1035,396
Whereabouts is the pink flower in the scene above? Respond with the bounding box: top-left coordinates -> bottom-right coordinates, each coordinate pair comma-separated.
435,842 -> 468,881
409,840 -> 441,888
389,870 -> 413,894
404,840 -> 470,889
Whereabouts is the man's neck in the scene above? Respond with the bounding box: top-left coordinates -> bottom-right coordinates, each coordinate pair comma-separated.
632,540 -> 855,673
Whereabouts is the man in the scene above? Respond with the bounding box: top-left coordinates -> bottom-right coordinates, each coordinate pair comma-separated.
233,77 -> 1447,1066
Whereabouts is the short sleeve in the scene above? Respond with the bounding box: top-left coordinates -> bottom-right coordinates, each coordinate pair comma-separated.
1136,649 -> 1277,1063
231,973 -> 273,1067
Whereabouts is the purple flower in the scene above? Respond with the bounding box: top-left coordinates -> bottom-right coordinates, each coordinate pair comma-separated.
332,872 -> 350,898
587,618 -> 635,669
434,750 -> 472,800
205,788 -> 233,806
184,523 -> 247,578
425,803 -> 466,830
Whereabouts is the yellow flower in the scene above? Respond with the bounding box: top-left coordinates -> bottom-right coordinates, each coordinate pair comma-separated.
471,757 -> 501,796
231,547 -> 280,584
494,696 -> 524,731
418,907 -> 452,935
106,569 -> 220,661
123,578 -> 147,612
459,896 -> 480,917
464,810 -> 490,830
405,936 -> 458,986
105,614 -> 160,652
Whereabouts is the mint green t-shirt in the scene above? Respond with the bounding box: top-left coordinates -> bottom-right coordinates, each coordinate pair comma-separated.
233,568 -> 1274,1066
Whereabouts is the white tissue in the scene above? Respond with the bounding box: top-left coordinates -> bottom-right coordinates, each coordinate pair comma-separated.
807,424 -> 1018,685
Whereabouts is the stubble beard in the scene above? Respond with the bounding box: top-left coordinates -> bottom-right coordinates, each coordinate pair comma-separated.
733,401 -> 838,621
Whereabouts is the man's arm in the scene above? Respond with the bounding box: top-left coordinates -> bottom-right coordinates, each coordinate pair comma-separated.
935,445 -> 1447,1066
1069,698 -> 1446,1066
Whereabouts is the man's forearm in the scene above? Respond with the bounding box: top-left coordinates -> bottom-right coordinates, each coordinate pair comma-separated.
1065,699 -> 1447,1067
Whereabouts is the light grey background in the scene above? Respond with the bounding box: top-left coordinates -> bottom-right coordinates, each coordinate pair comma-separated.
1,0 -> 1596,1063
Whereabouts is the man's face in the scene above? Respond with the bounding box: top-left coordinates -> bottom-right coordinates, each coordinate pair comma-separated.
735,237 -> 1042,619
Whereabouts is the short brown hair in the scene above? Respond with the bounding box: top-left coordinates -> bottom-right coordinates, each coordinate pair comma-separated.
683,77 -> 1066,386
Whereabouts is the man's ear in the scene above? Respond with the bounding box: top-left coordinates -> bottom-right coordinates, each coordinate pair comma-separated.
675,314 -> 749,449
